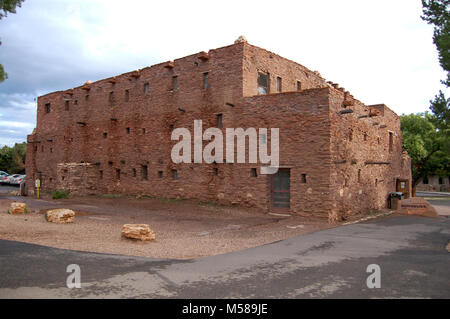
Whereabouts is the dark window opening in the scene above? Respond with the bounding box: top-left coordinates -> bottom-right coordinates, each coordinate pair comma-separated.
169,124 -> 174,131
125,90 -> 129,102
423,176 -> 429,184
158,171 -> 163,178
85,95 -> 89,101
116,169 -> 121,181
297,81 -> 302,91
358,169 -> 361,183
217,114 -> 223,128
132,168 -> 137,177
364,133 -> 368,141
172,76 -> 178,90
141,165 -> 148,181
389,132 -> 394,153
144,83 -> 149,94
213,168 -> 218,176
349,130 -> 353,142
45,103 -> 51,113
203,72 -> 209,89
257,72 -> 269,95
103,132 -> 107,139
276,77 -> 282,93
109,92 -> 114,105
50,148 -> 53,153
251,168 -> 257,177
65,101 -> 70,111
301,174 -> 307,183
74,100 -> 78,105
126,127 -> 130,134
439,177 -> 443,184
142,128 -> 146,134
172,169 -> 178,180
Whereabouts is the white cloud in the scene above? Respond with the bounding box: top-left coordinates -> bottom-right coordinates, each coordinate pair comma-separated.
0,0 -> 448,146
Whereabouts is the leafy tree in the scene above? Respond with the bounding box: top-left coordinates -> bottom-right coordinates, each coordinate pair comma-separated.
421,0 -> 450,86
0,0 -> 25,83
0,142 -> 26,174
401,113 -> 450,189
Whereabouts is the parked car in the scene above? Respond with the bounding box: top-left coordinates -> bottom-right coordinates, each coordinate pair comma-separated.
0,172 -> 11,184
9,174 -> 25,185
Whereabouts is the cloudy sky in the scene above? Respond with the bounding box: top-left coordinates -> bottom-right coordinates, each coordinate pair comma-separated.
0,0 -> 448,146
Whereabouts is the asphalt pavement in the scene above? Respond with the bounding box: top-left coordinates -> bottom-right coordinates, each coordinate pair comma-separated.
0,214 -> 448,298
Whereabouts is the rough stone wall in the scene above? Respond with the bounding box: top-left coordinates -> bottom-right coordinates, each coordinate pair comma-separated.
25,41 -> 411,220
416,175 -> 450,192
56,163 -> 100,196
328,87 -> 412,222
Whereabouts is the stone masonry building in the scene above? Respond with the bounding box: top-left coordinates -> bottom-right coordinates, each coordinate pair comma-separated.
26,38 -> 412,222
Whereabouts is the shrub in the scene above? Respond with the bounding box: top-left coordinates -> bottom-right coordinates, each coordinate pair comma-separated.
52,190 -> 69,199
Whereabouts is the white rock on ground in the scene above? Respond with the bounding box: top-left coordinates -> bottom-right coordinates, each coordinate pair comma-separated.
9,202 -> 27,215
45,209 -> 75,224
121,224 -> 155,241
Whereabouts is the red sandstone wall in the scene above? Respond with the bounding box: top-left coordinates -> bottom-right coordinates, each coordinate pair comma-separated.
328,88 -> 412,221
25,41 -> 411,221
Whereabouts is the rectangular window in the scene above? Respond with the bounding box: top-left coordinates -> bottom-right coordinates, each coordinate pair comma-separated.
125,90 -> 129,102
132,168 -> 137,177
65,101 -> 69,111
172,169 -> 178,180
251,168 -> 257,177
276,77 -> 282,93
144,83 -> 149,94
358,169 -> 361,183
45,103 -> 51,113
116,169 -> 121,181
99,170 -> 103,179
389,132 -> 394,153
172,76 -> 178,90
142,128 -> 146,134
109,92 -> 114,105
126,127 -> 130,134
74,100 -> 78,105
297,81 -> 302,91
103,132 -> 107,139
203,72 -> 209,89
158,171 -> 163,178
85,95 -> 89,101
141,165 -> 148,181
213,168 -> 218,176
301,174 -> 307,184
217,114 -> 223,128
257,72 -> 269,95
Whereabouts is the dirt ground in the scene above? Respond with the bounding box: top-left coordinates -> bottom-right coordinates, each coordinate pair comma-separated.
0,192 -> 381,260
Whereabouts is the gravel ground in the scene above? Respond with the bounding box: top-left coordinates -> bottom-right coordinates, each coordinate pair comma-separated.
0,194 -> 371,259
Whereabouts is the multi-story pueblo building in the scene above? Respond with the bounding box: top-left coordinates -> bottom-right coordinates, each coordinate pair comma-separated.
26,37 -> 412,222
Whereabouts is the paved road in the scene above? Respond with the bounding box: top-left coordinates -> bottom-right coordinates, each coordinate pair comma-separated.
0,215 -> 448,298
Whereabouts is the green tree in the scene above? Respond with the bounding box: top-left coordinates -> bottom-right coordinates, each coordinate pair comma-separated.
422,0 -> 450,86
401,113 -> 450,189
0,142 -> 26,174
0,0 -> 25,83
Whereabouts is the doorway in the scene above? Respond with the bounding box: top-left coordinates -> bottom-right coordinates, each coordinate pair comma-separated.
396,179 -> 410,199
271,168 -> 290,209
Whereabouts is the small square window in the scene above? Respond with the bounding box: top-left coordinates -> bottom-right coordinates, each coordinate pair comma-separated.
301,174 -> 307,183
